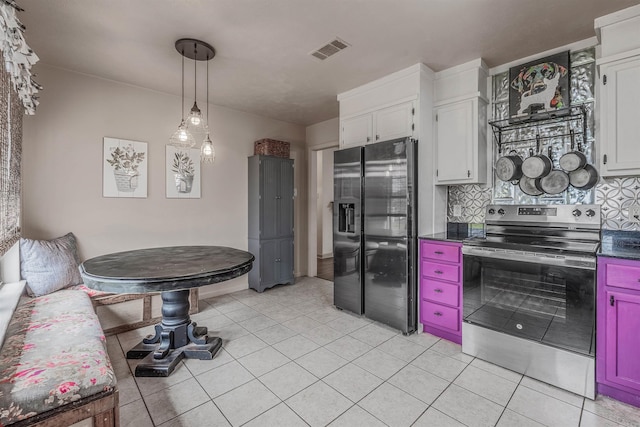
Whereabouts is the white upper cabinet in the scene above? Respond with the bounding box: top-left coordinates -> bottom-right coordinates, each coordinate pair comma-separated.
374,101 -> 415,142
599,55 -> 640,176
340,101 -> 415,147
433,59 -> 488,185
596,5 -> 640,177
341,113 -> 373,147
436,99 -> 474,183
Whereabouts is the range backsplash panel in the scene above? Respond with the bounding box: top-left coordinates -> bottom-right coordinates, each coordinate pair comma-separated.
448,47 -> 639,230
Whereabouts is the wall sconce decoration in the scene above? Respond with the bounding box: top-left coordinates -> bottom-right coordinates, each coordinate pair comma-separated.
170,39 -> 216,164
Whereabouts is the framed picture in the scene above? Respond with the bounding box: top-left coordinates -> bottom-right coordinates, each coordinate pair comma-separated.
509,51 -> 570,118
166,145 -> 201,198
103,137 -> 148,198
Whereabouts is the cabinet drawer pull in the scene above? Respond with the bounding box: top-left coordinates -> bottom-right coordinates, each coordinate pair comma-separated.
434,270 -> 443,275
434,288 -> 443,293
434,251 -> 444,255
434,312 -> 443,317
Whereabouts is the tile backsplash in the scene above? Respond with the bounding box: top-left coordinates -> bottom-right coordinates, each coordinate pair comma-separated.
446,46 -> 640,230
447,185 -> 492,223
597,177 -> 640,231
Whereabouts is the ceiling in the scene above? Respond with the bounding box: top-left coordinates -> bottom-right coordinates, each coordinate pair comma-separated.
18,0 -> 640,126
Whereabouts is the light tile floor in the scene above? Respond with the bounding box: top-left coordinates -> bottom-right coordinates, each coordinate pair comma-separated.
109,277 -> 640,427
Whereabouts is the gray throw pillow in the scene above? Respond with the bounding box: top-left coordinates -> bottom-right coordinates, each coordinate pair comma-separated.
20,232 -> 83,297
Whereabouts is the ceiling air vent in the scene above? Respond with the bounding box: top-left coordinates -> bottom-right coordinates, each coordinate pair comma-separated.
310,38 -> 350,61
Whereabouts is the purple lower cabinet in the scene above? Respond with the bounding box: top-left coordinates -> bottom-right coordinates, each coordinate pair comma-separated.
419,239 -> 462,345
597,257 -> 640,408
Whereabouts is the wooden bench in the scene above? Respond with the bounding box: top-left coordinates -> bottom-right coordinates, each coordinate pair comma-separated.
0,285 -> 118,427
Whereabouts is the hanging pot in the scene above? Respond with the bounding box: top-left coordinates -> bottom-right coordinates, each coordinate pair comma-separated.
496,150 -> 523,182
559,130 -> 587,172
519,175 -> 544,196
522,135 -> 552,179
540,147 -> 570,195
570,164 -> 599,190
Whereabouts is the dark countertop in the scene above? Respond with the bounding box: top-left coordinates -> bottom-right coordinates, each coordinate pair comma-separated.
599,230 -> 640,261
419,223 -> 485,243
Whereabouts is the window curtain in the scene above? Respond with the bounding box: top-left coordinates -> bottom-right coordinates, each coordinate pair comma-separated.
0,65 -> 22,256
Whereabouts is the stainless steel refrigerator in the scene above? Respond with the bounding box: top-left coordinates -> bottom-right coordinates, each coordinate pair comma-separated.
333,137 -> 417,334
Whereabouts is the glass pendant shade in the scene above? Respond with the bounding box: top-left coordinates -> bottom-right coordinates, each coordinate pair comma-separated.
201,133 -> 215,163
169,120 -> 196,148
187,101 -> 204,129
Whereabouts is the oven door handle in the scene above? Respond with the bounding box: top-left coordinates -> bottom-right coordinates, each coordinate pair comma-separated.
461,246 -> 596,270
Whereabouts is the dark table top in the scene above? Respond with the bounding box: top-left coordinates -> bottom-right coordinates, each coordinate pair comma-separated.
79,246 -> 255,293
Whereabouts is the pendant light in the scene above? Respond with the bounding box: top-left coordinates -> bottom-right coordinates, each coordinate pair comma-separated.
201,56 -> 215,164
169,49 -> 195,147
170,39 -> 215,151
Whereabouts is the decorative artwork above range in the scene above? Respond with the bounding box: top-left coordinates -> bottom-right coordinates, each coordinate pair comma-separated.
509,51 -> 570,119
166,145 -> 201,198
103,137 -> 148,198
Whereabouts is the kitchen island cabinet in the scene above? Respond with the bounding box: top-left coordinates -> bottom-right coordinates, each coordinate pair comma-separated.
419,238 -> 462,344
597,255 -> 640,408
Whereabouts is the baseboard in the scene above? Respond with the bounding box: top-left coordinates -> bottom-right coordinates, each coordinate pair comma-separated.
318,253 -> 334,259
198,278 -> 248,300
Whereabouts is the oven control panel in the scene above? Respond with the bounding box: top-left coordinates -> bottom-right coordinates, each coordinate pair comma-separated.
485,204 -> 601,226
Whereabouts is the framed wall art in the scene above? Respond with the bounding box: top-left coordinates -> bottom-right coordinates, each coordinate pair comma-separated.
166,145 -> 201,198
509,51 -> 570,118
103,137 -> 148,198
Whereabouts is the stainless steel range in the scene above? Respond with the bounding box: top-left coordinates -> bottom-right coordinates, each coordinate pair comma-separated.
462,204 -> 601,399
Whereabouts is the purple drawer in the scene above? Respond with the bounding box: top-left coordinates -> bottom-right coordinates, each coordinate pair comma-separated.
421,260 -> 460,283
421,241 -> 460,264
422,279 -> 459,307
421,301 -> 460,332
605,263 -> 640,291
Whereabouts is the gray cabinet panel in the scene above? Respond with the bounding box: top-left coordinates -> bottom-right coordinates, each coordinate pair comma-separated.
278,160 -> 295,238
248,155 -> 295,292
278,238 -> 294,284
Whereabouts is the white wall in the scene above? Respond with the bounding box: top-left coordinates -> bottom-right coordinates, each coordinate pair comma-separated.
316,151 -> 323,254
0,243 -> 20,284
22,65 -> 307,297
321,147 -> 336,257
305,118 -> 339,276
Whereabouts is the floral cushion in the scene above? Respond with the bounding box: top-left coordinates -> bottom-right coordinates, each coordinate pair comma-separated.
0,290 -> 116,425
66,284 -> 111,299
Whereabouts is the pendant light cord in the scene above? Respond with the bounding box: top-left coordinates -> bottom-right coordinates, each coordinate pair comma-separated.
206,55 -> 209,127
181,50 -> 185,120
194,43 -> 198,106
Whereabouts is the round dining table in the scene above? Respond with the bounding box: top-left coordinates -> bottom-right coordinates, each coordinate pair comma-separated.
79,246 -> 254,377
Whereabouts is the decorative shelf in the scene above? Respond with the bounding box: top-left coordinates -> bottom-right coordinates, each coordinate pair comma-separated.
489,105 -> 587,153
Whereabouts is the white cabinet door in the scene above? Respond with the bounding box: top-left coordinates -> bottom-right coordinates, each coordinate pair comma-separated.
435,99 -> 474,184
341,114 -> 372,148
600,55 -> 640,176
373,101 -> 415,143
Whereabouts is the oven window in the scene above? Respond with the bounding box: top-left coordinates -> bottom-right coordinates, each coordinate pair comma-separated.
463,255 -> 595,356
